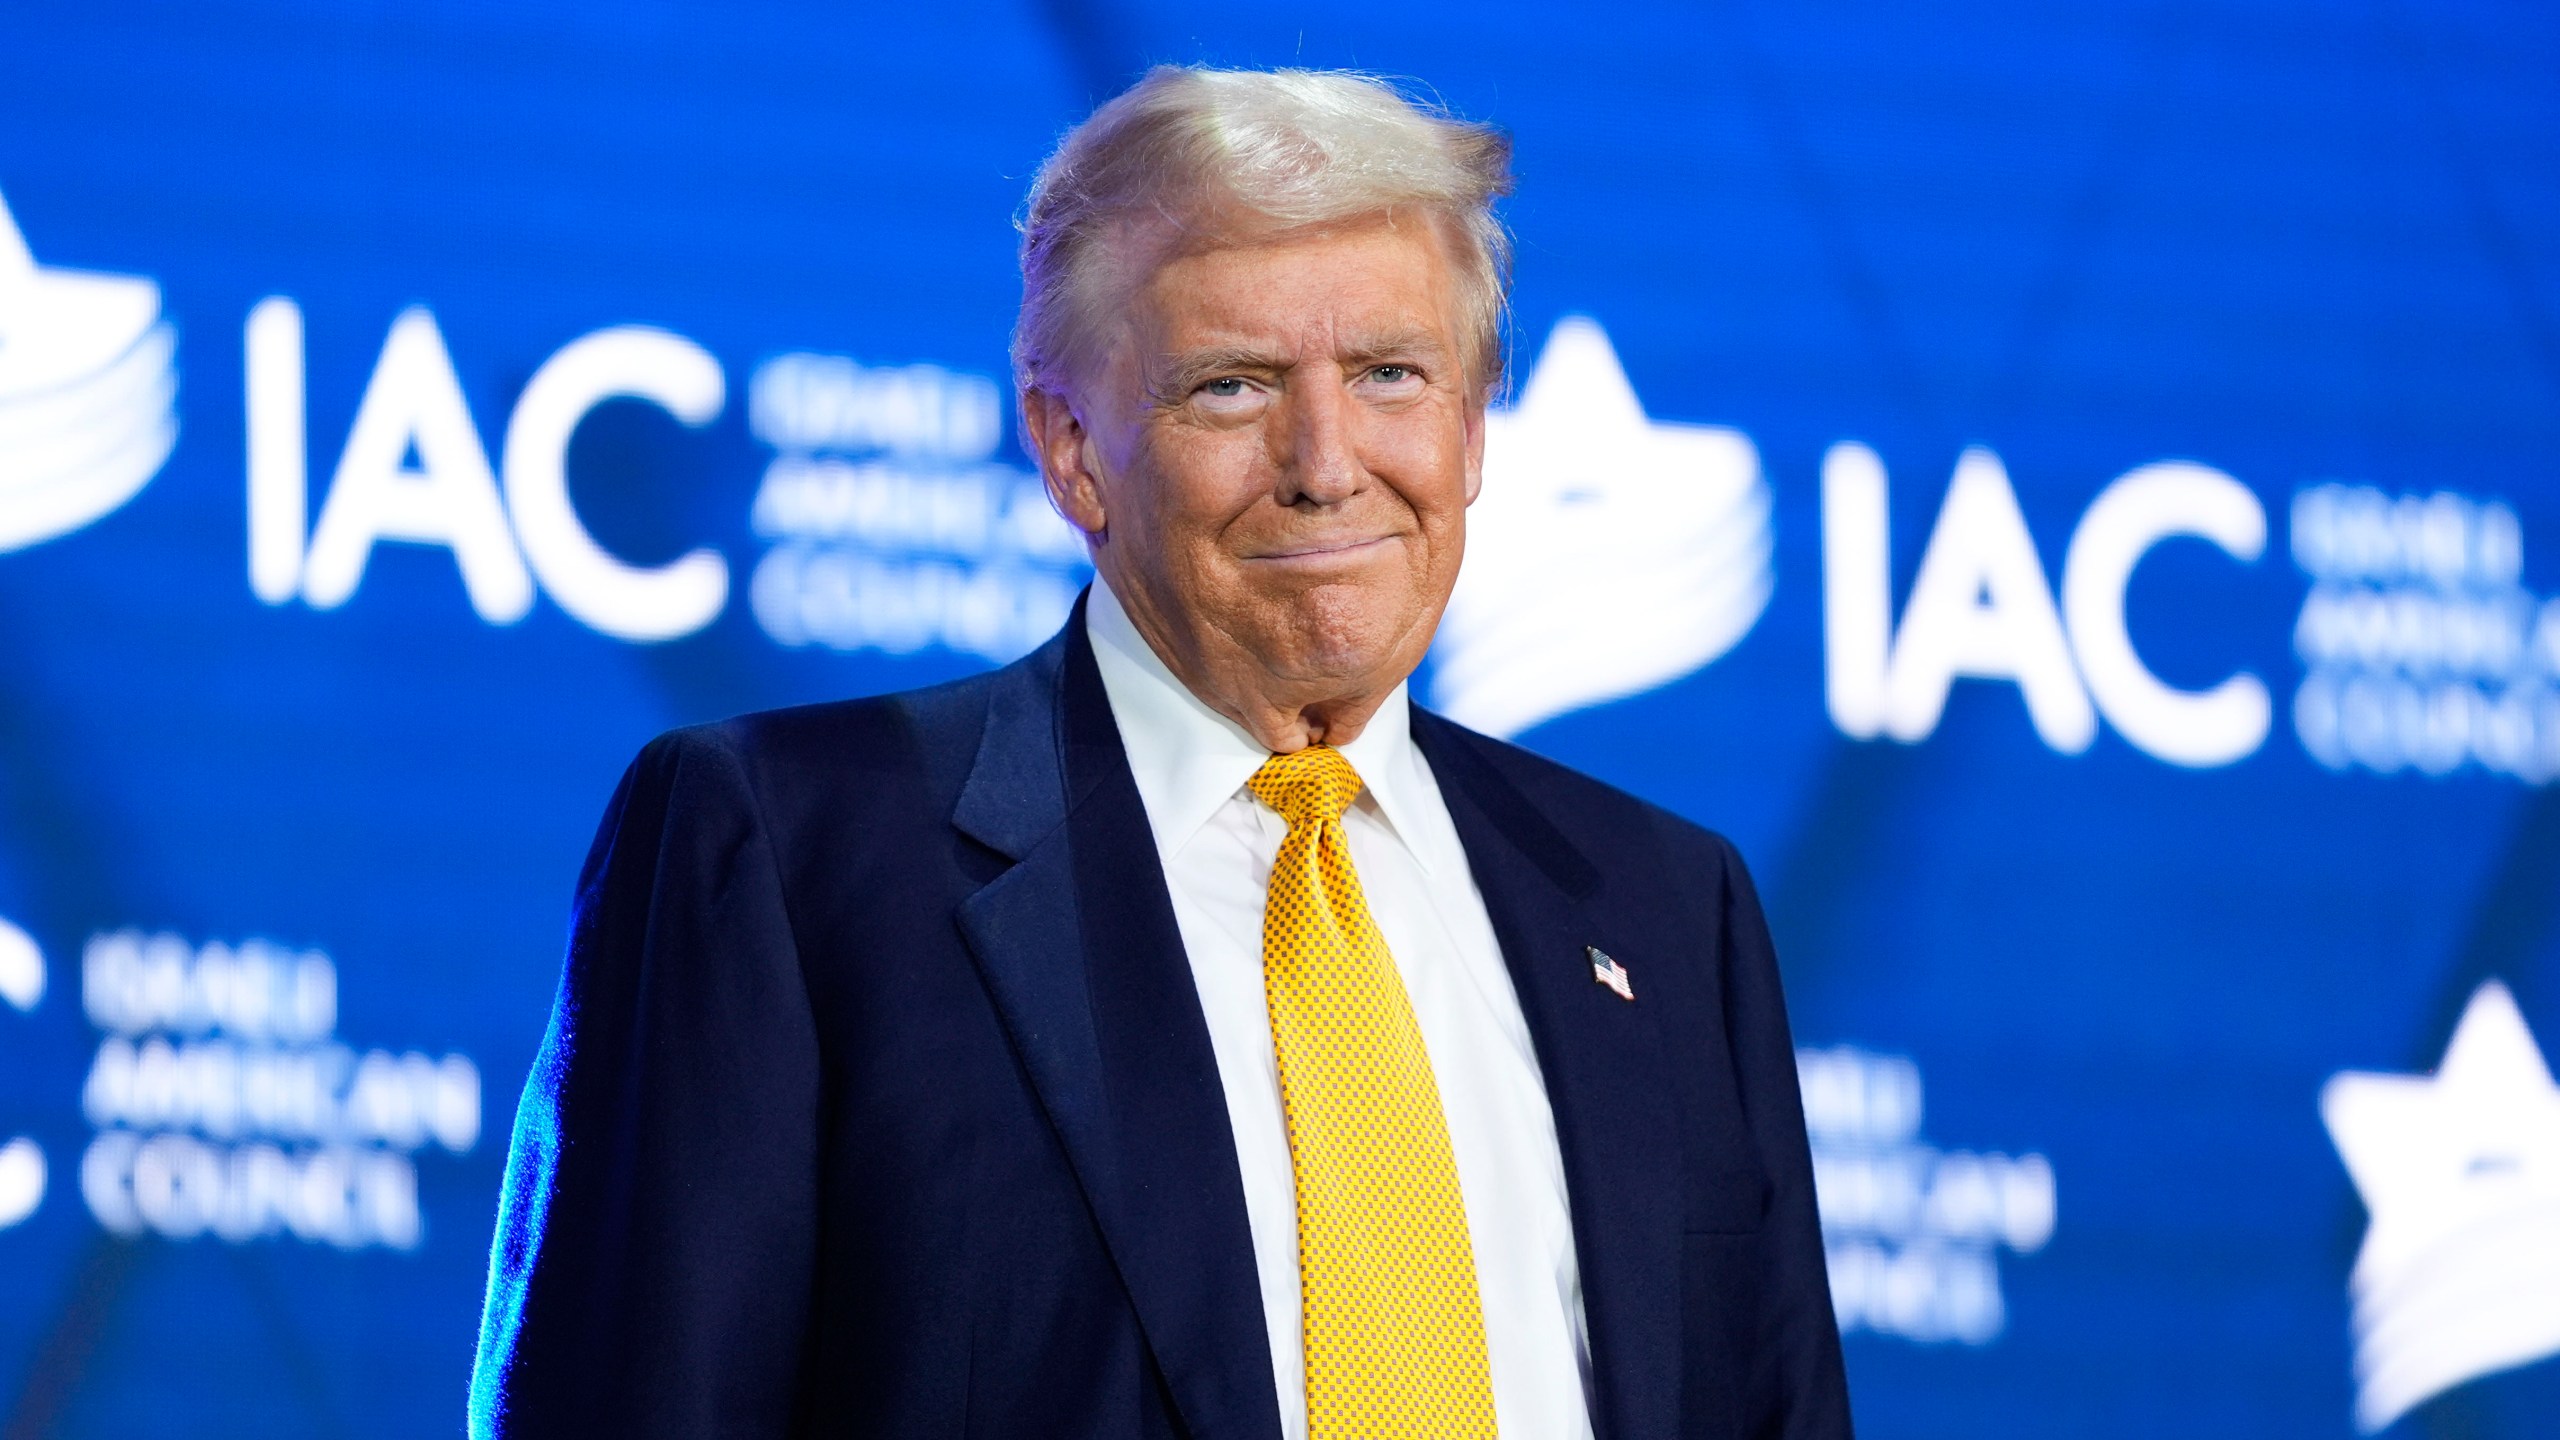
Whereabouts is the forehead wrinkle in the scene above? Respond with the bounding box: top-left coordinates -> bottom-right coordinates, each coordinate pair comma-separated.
1124,229 -> 1468,410
1149,321 -> 1454,400
1337,325 -> 1451,367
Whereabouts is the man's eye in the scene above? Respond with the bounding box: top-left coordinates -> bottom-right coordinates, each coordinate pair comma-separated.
1202,378 -> 1249,398
1370,365 -> 1414,384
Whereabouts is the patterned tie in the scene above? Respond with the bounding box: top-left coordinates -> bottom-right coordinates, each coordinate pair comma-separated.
1246,744 -> 1498,1439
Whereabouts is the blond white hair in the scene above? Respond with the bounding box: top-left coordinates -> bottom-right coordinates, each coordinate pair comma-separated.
1013,66 -> 1514,401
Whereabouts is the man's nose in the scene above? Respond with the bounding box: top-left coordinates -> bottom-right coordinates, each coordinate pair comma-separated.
1271,372 -> 1365,507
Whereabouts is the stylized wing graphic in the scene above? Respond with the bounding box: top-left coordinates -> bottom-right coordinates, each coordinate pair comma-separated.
1429,316 -> 1772,738
0,189 -> 180,553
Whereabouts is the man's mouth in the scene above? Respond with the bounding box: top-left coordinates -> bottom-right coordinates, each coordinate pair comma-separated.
1248,535 -> 1396,563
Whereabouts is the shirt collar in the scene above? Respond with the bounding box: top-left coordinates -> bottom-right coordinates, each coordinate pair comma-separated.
1084,579 -> 1441,873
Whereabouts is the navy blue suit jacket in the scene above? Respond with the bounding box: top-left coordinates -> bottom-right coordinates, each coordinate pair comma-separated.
471,605 -> 1851,1439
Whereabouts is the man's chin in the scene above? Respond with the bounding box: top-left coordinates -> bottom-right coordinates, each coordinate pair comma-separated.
1246,596 -> 1435,686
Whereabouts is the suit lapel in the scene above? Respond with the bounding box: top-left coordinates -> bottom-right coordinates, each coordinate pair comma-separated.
951,619 -> 1684,1439
1415,711 -> 1686,1440
954,609 -> 1283,1440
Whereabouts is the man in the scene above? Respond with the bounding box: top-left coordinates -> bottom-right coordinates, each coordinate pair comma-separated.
472,66 -> 1849,1440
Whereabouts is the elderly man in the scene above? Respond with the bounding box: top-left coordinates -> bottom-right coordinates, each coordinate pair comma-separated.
472,66 -> 1848,1440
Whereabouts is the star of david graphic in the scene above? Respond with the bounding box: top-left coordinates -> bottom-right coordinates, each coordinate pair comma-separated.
2322,981 -> 2560,1432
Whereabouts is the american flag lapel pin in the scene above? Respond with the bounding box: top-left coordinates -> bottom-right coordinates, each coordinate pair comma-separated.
1587,945 -> 1634,1001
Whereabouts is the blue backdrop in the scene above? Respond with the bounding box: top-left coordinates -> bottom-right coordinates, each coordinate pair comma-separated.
3,2 -> 2558,1436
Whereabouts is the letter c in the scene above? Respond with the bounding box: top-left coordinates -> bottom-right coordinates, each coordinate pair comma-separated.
502,327 -> 728,642
2060,462 -> 2270,767
81,1131 -> 141,1236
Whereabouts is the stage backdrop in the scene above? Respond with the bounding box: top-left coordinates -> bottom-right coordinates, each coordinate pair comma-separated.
3,2 -> 2558,1435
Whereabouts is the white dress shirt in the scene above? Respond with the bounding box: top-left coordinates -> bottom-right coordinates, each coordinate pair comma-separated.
1084,581 -> 1595,1440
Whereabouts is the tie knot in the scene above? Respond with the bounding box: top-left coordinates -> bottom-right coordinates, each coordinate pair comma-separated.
1248,745 -> 1363,829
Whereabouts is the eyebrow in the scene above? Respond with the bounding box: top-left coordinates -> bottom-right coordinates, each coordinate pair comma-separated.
1145,327 -> 1455,406
1148,346 -> 1292,403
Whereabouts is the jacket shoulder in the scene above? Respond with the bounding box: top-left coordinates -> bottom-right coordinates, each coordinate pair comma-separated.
1416,709 -> 1744,878
625,647 -> 1050,818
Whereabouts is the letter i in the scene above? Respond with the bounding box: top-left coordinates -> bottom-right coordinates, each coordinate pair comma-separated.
1823,441 -> 1892,739
246,296 -> 305,604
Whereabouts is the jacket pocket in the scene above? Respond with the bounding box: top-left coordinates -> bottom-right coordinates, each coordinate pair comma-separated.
1678,1229 -> 1773,1440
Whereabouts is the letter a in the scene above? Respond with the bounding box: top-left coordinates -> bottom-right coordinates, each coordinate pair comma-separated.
1881,448 -> 2096,752
300,308 -> 534,622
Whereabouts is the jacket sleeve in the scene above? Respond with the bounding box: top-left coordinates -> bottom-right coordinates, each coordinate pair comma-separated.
1714,834 -> 1854,1439
470,728 -> 822,1439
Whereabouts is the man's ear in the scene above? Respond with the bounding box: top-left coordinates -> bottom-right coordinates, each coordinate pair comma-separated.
1461,390 -> 1489,506
1021,386 -> 1108,536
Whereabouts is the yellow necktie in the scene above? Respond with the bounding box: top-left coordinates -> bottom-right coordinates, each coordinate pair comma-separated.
1247,745 -> 1498,1439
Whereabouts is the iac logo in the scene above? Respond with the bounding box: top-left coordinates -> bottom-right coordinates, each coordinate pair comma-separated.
244,300 -> 730,642
1823,444 -> 2272,767
1432,317 -> 1773,738
1429,313 -> 2270,770
0,188 -> 180,554
239,301 -> 1064,656
2323,982 -> 2560,1431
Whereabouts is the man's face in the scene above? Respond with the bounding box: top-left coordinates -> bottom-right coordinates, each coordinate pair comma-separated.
1035,212 -> 1486,713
